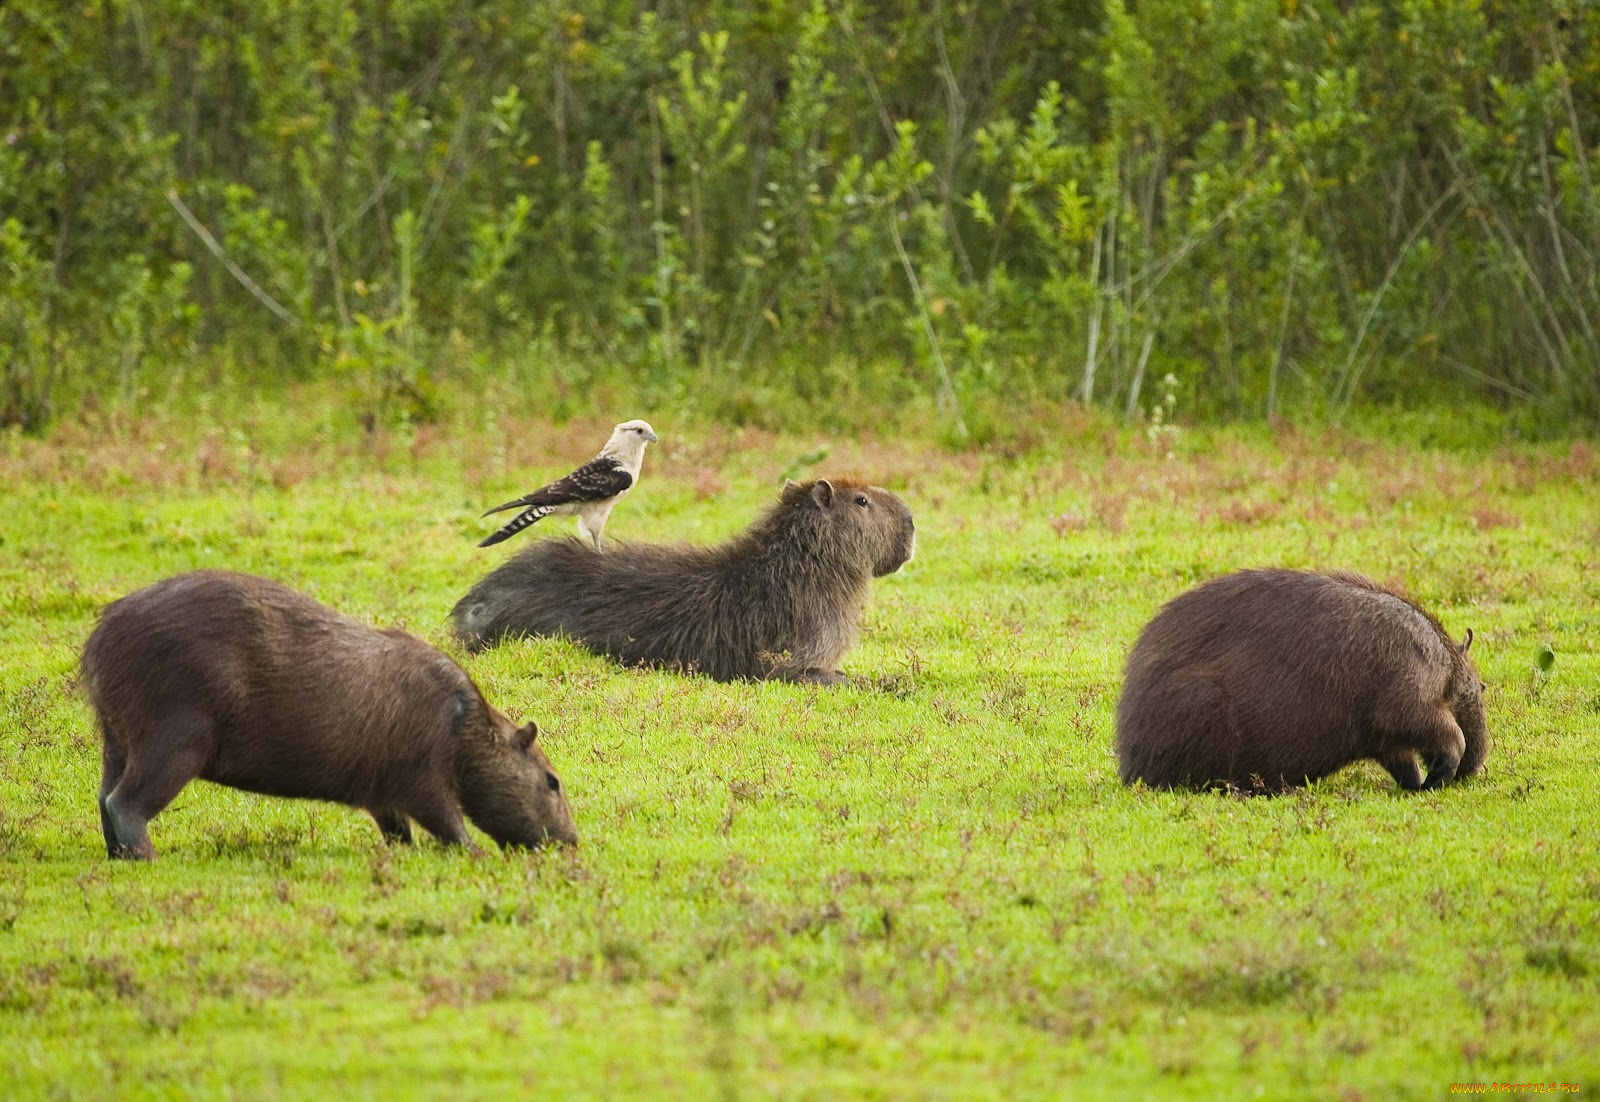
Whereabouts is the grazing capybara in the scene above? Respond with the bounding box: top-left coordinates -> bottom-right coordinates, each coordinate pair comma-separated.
1115,569 -> 1488,793
80,571 -> 578,859
452,477 -> 916,683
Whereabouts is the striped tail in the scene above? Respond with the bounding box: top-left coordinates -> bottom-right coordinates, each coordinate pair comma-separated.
478,507 -> 552,547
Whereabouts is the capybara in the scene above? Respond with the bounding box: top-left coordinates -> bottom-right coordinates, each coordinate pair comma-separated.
80,571 -> 578,859
1115,569 -> 1488,793
452,478 -> 916,683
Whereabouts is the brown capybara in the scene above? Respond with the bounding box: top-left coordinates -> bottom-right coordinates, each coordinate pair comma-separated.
80,571 -> 578,859
452,478 -> 916,683
1115,569 -> 1488,794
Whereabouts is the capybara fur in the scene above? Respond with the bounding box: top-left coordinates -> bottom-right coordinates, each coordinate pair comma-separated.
1116,569 -> 1488,794
452,478 -> 916,683
81,571 -> 578,859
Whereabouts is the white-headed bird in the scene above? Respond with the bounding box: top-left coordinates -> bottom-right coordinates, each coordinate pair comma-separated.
477,419 -> 658,550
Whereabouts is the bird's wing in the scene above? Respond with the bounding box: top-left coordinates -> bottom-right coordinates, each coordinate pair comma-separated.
481,457 -> 634,516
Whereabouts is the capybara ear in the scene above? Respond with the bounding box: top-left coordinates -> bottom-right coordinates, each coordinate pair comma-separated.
514,722 -> 538,751
811,479 -> 834,508
1462,627 -> 1474,653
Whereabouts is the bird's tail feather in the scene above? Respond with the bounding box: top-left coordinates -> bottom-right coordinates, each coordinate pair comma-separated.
482,497 -> 532,517
478,507 -> 550,547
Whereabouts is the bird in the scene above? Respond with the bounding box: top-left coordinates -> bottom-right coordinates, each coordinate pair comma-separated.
477,419 -> 658,550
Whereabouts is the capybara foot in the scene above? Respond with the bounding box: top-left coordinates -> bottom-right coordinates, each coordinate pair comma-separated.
1379,750 -> 1424,791
1420,754 -> 1461,791
775,666 -> 846,686
101,795 -> 156,859
371,809 -> 414,844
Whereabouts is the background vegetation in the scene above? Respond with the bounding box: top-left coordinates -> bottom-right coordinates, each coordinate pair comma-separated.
2,407 -> 1597,1096
5,1 -> 1600,436
6,5 -> 1597,1092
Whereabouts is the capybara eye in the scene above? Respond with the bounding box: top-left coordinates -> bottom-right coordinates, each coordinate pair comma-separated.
546,773 -> 560,792
854,496 -> 870,508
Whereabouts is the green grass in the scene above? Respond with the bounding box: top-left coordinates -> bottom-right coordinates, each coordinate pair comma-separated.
2,401 -> 1598,1099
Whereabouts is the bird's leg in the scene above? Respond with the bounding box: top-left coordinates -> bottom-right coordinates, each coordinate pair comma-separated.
578,506 -> 610,552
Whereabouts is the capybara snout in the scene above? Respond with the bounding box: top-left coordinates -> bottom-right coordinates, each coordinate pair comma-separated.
81,570 -> 577,859
860,487 -> 916,576
1115,569 -> 1489,794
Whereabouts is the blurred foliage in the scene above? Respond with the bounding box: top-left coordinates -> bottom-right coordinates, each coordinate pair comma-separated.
2,0 -> 1598,432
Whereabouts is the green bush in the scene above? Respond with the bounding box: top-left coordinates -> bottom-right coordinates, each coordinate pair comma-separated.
2,0 -> 1597,430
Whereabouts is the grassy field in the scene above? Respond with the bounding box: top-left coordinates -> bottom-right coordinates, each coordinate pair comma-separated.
1,398 -> 1597,1099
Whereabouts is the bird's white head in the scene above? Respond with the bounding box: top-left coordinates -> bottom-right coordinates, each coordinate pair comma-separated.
600,419 -> 659,463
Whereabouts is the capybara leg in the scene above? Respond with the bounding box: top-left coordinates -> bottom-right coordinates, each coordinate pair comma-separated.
370,809 -> 414,845
104,711 -> 211,860
1420,743 -> 1464,790
404,795 -> 474,850
1418,710 -> 1466,791
105,754 -> 203,859
1378,749 -> 1423,791
98,735 -> 129,859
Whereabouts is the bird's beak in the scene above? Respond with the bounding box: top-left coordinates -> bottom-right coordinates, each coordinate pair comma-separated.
645,430 -> 659,443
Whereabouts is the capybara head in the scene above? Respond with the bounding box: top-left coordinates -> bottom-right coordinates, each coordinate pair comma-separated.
1449,628 -> 1490,777
458,713 -> 578,849
781,478 -> 915,578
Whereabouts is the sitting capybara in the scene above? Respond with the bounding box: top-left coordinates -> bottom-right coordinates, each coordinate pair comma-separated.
452,478 -> 916,683
1116,569 -> 1487,793
80,571 -> 578,859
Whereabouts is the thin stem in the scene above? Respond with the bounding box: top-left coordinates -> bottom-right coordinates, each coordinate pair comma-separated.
1268,198 -> 1309,419
887,207 -> 967,439
164,189 -> 297,327
1335,181 -> 1461,414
